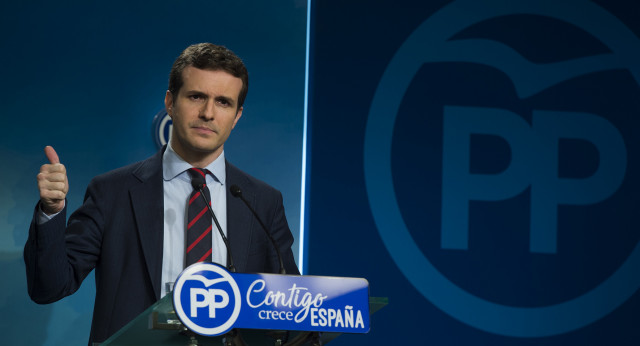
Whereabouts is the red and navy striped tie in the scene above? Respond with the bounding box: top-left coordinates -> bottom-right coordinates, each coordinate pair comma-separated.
186,168 -> 213,266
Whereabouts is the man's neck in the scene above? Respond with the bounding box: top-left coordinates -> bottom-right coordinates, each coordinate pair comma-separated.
183,153 -> 221,168
170,142 -> 222,168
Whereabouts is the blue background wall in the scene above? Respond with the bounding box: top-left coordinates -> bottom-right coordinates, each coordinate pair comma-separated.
3,0 -> 640,345
0,1 -> 306,344
306,0 -> 640,345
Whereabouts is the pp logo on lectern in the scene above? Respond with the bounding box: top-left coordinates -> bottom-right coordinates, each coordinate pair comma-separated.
173,263 -> 242,336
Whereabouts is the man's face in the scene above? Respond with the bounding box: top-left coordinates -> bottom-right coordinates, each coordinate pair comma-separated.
165,66 -> 243,165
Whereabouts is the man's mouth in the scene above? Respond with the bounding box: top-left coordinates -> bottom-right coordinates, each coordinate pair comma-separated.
192,125 -> 216,134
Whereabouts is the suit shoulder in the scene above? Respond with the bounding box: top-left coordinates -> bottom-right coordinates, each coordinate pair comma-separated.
90,150 -> 162,187
225,161 -> 280,195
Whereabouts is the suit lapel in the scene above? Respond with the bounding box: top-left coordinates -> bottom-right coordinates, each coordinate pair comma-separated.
130,148 -> 165,300
226,161 -> 255,272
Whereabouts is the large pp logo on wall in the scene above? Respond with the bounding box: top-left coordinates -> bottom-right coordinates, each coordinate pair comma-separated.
364,0 -> 640,338
173,263 -> 242,336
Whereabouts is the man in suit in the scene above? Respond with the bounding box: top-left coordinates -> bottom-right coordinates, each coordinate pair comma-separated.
24,43 -> 299,344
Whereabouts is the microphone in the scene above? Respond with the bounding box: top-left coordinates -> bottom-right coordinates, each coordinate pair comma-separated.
230,184 -> 286,274
191,176 -> 236,273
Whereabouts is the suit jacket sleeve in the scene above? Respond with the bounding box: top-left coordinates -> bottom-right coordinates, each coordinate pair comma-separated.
24,179 -> 104,304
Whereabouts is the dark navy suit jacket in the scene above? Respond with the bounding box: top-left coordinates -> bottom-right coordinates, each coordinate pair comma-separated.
24,148 -> 299,344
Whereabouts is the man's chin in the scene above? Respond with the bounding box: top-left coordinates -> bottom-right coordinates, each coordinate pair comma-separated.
171,137 -> 223,159
187,143 -> 223,156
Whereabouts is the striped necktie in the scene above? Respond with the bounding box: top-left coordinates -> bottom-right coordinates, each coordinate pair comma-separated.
186,168 -> 213,266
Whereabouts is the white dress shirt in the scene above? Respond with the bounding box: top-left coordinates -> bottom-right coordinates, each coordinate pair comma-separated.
161,143 -> 228,297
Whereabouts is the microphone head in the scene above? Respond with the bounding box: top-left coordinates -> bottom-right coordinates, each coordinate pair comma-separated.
230,185 -> 242,197
190,175 -> 206,190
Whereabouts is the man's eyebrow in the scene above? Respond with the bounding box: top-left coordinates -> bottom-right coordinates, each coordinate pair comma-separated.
215,95 -> 235,105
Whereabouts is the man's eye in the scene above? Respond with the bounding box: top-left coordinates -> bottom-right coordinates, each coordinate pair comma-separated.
189,94 -> 204,101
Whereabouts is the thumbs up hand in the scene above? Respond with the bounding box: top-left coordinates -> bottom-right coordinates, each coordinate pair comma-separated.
37,146 -> 69,215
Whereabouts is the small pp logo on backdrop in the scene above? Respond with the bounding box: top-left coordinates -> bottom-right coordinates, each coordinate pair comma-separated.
152,108 -> 172,149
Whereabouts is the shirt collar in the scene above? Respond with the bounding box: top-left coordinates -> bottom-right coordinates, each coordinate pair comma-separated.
162,143 -> 226,185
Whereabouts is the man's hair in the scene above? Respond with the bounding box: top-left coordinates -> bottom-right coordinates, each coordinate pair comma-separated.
168,43 -> 249,109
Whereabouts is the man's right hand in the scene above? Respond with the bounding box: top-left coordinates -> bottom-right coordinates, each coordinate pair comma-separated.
37,146 -> 69,215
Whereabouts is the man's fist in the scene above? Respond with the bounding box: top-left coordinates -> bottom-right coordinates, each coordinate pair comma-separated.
37,146 -> 69,215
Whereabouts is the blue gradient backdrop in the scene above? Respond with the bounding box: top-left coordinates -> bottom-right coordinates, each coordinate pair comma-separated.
0,1 -> 305,344
306,0 -> 640,345
4,0 -> 640,345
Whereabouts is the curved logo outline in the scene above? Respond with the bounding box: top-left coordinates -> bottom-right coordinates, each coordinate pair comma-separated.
152,108 -> 172,149
364,0 -> 640,337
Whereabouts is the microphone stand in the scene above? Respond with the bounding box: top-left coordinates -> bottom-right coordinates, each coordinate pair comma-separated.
230,185 -> 286,275
196,184 -> 236,273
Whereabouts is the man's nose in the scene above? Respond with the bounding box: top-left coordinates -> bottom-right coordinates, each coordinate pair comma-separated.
200,100 -> 215,120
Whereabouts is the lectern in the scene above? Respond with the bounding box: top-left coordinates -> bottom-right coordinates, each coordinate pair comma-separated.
101,263 -> 387,345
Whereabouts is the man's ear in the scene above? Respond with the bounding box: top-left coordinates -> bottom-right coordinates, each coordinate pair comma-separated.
232,106 -> 243,129
164,90 -> 174,117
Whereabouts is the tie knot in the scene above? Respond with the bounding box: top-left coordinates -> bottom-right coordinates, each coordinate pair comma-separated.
188,168 -> 208,190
